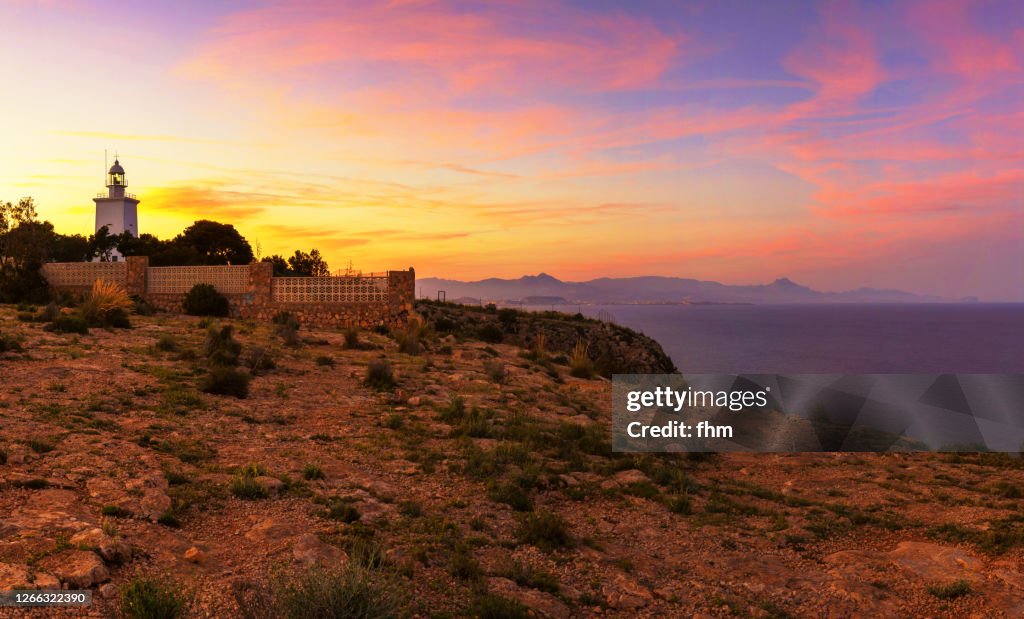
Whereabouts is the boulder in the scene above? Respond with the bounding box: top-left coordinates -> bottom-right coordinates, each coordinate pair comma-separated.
39,550 -> 109,588
292,534 -> 347,566
0,563 -> 59,590
69,528 -> 131,564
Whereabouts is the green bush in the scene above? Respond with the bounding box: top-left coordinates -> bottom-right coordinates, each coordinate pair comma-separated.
231,465 -> 269,500
120,576 -> 189,619
364,359 -> 395,390
483,359 -> 506,383
183,283 -> 229,317
478,324 -> 503,344
468,593 -> 530,619
927,579 -> 971,600
517,510 -> 573,551
45,314 -> 88,334
200,366 -> 251,398
156,334 -> 179,352
269,563 -> 403,619
0,332 -> 22,352
302,463 -> 325,480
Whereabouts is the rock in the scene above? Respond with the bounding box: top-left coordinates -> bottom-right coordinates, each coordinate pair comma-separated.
39,550 -> 109,588
245,518 -> 297,543
126,475 -> 172,521
486,577 -> 570,618
612,469 -> 649,485
292,534 -> 347,566
887,541 -> 984,582
98,583 -> 118,599
69,528 -> 131,564
407,396 -> 422,406
602,573 -> 653,610
184,546 -> 205,564
256,476 -> 284,496
0,563 -> 59,590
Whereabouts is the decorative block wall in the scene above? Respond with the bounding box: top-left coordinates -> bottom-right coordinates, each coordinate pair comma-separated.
146,265 -> 250,294
41,258 -> 415,330
39,262 -> 126,292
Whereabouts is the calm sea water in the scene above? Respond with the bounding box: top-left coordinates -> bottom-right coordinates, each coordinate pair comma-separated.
540,304 -> 1024,373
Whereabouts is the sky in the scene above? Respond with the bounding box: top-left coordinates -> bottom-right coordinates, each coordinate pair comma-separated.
0,0 -> 1022,300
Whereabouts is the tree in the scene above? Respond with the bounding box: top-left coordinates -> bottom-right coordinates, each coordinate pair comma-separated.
173,220 -> 254,265
286,249 -> 330,277
261,254 -> 291,276
91,226 -> 119,262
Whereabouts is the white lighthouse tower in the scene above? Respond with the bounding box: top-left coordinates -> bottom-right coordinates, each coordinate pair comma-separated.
93,159 -> 139,259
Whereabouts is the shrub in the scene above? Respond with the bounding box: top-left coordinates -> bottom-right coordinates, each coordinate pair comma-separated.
394,327 -> 422,355
316,355 -> 335,367
120,576 -> 190,619
0,332 -> 22,352
273,312 -> 301,346
342,327 -> 373,350
323,499 -> 361,523
231,467 -> 269,500
517,510 -> 573,551
0,448 -> 6,465
364,359 -> 395,390
45,314 -> 88,334
478,324 -> 503,344
269,562 -> 403,619
448,543 -> 482,581
245,346 -> 276,374
183,283 -> 229,317
927,579 -> 972,600
469,593 -> 530,619
302,463 -> 325,480
204,325 -> 242,366
487,481 -> 532,512
27,438 -> 55,453
569,339 -> 594,379
101,505 -> 131,518
483,360 -> 506,384
156,334 -> 179,352
200,366 -> 251,398
79,279 -> 133,328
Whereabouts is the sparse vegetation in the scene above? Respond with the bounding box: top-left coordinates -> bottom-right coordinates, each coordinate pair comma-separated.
364,359 -> 395,390
120,576 -> 190,619
200,366 -> 251,398
518,510 -> 573,551
273,311 -> 301,346
927,579 -> 972,600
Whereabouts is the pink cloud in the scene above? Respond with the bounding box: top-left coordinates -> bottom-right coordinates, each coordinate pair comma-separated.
181,0 -> 684,96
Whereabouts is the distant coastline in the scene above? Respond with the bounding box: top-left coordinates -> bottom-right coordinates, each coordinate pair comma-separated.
419,273 -> 996,306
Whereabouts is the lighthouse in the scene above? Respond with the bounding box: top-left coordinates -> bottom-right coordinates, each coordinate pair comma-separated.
93,158 -> 139,259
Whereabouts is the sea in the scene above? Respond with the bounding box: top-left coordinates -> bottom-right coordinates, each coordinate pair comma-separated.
526,304 -> 1024,374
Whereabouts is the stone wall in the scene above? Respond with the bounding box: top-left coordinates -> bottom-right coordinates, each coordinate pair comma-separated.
41,258 -> 415,330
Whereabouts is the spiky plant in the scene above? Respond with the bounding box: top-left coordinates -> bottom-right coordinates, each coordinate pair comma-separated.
79,279 -> 133,327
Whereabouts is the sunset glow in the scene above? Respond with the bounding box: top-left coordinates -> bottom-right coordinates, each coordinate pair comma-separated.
1,0 -> 1022,299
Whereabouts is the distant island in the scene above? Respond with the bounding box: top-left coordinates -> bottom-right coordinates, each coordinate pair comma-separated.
419,273 -> 951,305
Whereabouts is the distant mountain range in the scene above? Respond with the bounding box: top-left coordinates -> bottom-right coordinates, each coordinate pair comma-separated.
417,273 -> 949,305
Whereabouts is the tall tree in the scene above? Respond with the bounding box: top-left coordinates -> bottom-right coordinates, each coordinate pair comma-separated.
173,220 -> 254,265
287,249 -> 330,277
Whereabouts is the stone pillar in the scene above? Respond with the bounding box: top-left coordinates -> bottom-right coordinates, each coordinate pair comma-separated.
125,256 -> 148,297
388,268 -> 416,327
248,261 -> 273,306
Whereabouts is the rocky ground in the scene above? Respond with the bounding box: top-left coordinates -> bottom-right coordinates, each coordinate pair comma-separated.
1,303 -> 1023,617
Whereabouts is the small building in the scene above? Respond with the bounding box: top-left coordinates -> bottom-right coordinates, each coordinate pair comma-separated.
93,158 -> 139,260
